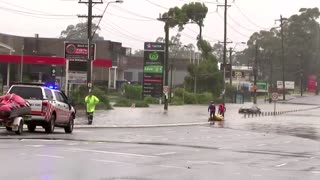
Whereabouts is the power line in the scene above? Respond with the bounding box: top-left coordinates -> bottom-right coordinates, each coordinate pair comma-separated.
0,0 -> 75,17
106,19 -> 148,41
217,12 -> 249,38
94,6 -> 155,21
110,4 -> 157,20
0,6 -> 77,19
227,14 -> 257,32
233,3 -> 268,30
144,0 -> 168,10
99,19 -> 147,42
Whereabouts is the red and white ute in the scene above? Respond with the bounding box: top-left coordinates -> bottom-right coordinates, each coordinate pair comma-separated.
7,83 -> 76,133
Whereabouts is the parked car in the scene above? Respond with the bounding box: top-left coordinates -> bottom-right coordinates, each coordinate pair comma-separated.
238,104 -> 261,114
7,83 -> 76,133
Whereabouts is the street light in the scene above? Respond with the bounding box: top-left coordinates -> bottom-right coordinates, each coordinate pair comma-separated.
184,45 -> 194,64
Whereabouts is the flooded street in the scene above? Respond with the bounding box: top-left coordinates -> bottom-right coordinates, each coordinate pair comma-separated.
75,96 -> 320,141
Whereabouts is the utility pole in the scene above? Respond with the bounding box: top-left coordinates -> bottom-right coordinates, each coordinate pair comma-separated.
158,15 -> 172,110
217,0 -> 231,104
78,0 -> 103,93
253,43 -> 258,104
298,53 -> 303,96
276,15 -> 287,100
229,47 -> 233,86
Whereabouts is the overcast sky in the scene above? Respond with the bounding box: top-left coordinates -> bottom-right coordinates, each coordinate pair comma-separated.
0,0 -> 319,52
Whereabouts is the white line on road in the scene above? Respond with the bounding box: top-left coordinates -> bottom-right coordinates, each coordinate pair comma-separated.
24,145 -> 45,148
67,143 -> 79,146
91,159 -> 132,165
159,165 -> 186,170
257,144 -> 267,146
275,163 -> 287,167
188,161 -> 224,165
34,154 -> 65,159
154,152 -> 177,156
311,171 -> 320,174
21,139 -> 64,142
68,148 -> 159,158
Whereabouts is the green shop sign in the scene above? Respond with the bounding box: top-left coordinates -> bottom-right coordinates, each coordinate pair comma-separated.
148,52 -> 159,61
144,65 -> 163,73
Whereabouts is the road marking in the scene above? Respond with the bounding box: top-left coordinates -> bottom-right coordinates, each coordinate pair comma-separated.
252,174 -> 262,177
284,141 -> 292,144
159,165 -> 186,170
311,171 -> 320,174
91,159 -> 132,165
35,154 -> 64,159
154,152 -> 177,156
257,144 -> 266,146
67,143 -> 78,146
68,148 -> 159,158
21,139 -> 64,142
188,161 -> 224,165
74,130 -> 91,133
275,163 -> 287,167
24,145 -> 45,148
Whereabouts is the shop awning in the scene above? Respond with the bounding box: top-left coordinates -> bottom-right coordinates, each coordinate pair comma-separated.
0,54 -> 65,65
0,54 -> 112,67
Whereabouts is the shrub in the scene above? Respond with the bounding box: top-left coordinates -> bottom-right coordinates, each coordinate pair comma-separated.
184,92 -> 197,104
196,92 -> 213,104
134,101 -> 149,107
113,98 -> 132,107
174,88 -> 185,98
170,96 -> 184,105
123,84 -> 142,100
144,96 -> 159,104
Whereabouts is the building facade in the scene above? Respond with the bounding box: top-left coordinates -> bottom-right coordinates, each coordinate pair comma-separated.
0,33 -> 130,92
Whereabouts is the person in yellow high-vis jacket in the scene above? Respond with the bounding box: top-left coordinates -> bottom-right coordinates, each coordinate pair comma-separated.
85,91 -> 99,125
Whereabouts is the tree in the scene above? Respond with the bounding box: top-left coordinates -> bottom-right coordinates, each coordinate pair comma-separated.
181,2 -> 208,41
60,22 -> 104,40
236,7 -> 320,90
184,39 -> 223,97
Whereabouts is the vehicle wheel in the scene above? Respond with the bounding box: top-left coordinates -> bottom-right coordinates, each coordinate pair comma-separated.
15,120 -> 23,135
6,127 -> 12,131
45,115 -> 55,133
27,124 -> 36,132
64,116 -> 74,134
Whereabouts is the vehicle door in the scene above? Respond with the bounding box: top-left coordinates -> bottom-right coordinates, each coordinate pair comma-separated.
53,91 -> 67,122
53,91 -> 69,123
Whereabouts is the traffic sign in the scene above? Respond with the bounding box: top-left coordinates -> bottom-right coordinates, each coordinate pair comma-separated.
272,93 -> 279,101
163,86 -> 169,93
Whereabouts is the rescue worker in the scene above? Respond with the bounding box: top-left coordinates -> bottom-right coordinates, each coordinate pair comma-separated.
85,90 -> 99,125
218,103 -> 226,117
208,101 -> 216,121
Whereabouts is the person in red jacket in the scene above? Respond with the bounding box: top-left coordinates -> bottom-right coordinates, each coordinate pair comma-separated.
218,103 -> 226,117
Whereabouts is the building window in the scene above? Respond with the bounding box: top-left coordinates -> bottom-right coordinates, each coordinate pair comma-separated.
124,72 -> 133,81
138,72 -> 143,83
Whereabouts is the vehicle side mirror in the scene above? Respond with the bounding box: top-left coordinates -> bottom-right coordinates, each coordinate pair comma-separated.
68,99 -> 74,106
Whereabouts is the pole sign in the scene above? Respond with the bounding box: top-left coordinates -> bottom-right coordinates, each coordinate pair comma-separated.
272,93 -> 279,114
142,42 -> 165,98
64,42 -> 96,72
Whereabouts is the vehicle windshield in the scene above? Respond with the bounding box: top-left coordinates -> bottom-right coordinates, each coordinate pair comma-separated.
8,86 -> 43,100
